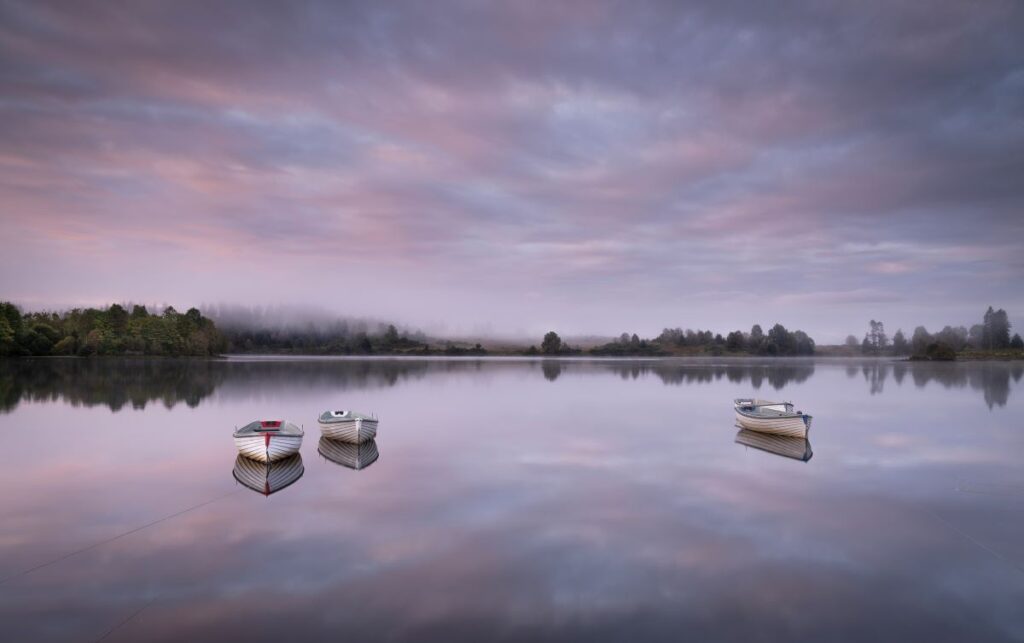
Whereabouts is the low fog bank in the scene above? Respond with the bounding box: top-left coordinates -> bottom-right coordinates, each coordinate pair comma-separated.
203,304 -> 427,341
205,304 -> 554,347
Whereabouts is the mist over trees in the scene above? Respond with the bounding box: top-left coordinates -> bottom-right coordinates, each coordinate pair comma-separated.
982,306 -> 1011,350
541,331 -> 563,355
5,299 -> 1018,361
204,304 -> 435,354
892,329 -> 908,355
222,320 -> 428,355
0,302 -> 225,357
589,330 -> 660,356
0,302 -> 488,357
861,320 -> 889,354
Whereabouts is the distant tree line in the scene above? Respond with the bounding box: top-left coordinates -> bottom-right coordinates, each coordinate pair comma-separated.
221,321 -> 487,356
849,306 -> 1022,360
0,302 -> 226,357
653,323 -> 814,356
525,331 -> 582,356
223,321 -> 431,355
209,305 -> 442,355
589,332 -> 664,356
543,322 -> 815,357
0,303 -> 494,358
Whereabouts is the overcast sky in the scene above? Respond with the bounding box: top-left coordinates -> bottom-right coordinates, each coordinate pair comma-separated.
1,1 -> 1022,341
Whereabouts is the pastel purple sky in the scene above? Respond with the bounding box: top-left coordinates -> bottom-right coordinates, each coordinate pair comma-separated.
1,1 -> 1023,341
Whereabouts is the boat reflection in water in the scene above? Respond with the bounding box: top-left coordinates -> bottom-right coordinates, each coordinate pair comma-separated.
318,437 -> 380,471
734,428 -> 813,462
232,454 -> 305,496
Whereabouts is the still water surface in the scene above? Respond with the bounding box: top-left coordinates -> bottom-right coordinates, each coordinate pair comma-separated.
1,357 -> 1023,642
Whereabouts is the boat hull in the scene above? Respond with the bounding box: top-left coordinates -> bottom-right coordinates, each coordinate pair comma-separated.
734,410 -> 811,438
318,418 -> 377,444
234,433 -> 303,463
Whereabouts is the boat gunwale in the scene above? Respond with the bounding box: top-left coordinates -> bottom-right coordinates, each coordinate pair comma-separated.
734,406 -> 811,420
233,420 -> 304,438
317,410 -> 377,423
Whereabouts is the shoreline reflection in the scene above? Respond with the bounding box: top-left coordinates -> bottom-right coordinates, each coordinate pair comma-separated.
1,357 -> 1019,414
845,360 -> 1023,407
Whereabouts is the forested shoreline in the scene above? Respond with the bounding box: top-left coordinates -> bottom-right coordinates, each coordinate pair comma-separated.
2,301 -> 818,359
0,302 -> 487,357
0,302 -> 225,357
537,323 -> 816,357
841,306 -> 1023,361
3,300 -> 1022,360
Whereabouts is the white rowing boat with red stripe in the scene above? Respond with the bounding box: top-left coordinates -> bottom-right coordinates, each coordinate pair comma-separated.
233,420 -> 304,463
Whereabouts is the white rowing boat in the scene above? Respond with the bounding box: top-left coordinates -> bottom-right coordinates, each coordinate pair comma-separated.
317,410 -> 378,444
233,420 -> 304,463
232,454 -> 305,496
734,428 -> 813,462
318,437 -> 380,470
733,398 -> 812,438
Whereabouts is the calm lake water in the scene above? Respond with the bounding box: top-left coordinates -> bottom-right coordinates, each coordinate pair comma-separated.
2,356 -> 1023,642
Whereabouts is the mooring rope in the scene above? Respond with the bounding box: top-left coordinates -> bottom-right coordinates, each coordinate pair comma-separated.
0,488 -> 241,585
924,506 -> 1024,577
